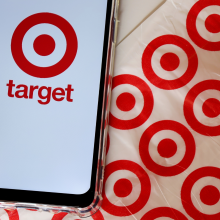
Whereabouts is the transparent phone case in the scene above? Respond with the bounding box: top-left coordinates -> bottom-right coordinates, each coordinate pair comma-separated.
0,0 -> 119,218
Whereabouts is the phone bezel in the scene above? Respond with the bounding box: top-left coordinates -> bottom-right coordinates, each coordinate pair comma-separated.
0,0 -> 114,209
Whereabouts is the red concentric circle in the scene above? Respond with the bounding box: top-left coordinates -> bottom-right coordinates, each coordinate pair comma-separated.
139,120 -> 196,176
109,74 -> 154,130
187,0 -> 220,51
184,80 -> 220,136
142,35 -> 198,90
11,12 -> 78,78
102,160 -> 151,216
181,167 -> 220,219
141,207 -> 188,220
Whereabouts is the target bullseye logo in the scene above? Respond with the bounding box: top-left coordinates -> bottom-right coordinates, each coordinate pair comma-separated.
11,12 -> 78,78
181,167 -> 220,219
109,74 -> 154,130
184,80 -> 220,136
139,120 -> 196,176
102,160 -> 151,217
7,13 -> 77,105
187,0 -> 220,51
142,35 -> 198,90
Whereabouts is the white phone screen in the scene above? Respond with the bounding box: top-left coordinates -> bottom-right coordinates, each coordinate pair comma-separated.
0,0 -> 108,195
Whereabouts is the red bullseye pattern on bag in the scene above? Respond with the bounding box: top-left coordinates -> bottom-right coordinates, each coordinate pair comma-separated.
102,160 -> 151,216
142,35 -> 198,90
184,80 -> 220,136
109,74 -> 154,130
103,0 -> 220,219
139,120 -> 196,177
2,0 -> 220,219
181,167 -> 220,219
187,0 -> 220,51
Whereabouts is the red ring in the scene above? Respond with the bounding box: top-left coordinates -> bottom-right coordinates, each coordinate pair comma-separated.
184,80 -> 220,136
109,74 -> 154,130
141,207 -> 188,220
11,13 -> 78,78
92,210 -> 105,220
51,212 -> 68,220
142,35 -> 198,90
51,210 -> 104,220
5,209 -> 19,220
102,160 -> 151,216
181,167 -> 220,219
187,0 -> 220,51
139,120 -> 196,176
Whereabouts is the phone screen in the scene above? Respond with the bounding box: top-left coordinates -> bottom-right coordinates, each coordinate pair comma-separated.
0,0 -> 108,195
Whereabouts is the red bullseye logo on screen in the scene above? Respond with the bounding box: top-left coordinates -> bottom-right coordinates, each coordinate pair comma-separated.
142,35 -> 198,90
102,160 -> 151,217
11,12 -> 78,78
139,120 -> 196,176
187,0 -> 220,51
181,167 -> 220,219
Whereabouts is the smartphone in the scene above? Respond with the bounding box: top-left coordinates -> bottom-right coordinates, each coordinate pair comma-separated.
0,0 -> 119,217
